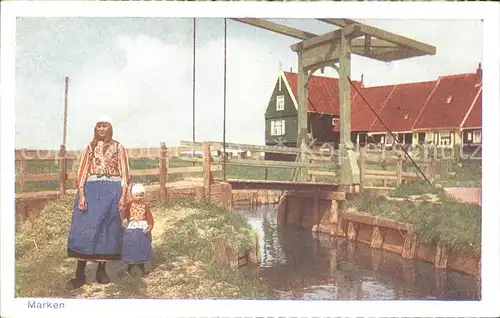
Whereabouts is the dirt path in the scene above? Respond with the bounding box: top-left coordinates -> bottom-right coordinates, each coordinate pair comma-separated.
444,187 -> 482,206
75,206 -> 199,298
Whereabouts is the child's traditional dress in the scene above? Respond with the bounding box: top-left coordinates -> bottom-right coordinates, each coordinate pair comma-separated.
67,140 -> 130,261
121,201 -> 154,264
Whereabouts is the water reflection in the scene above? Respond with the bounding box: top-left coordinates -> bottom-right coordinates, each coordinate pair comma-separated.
233,204 -> 480,300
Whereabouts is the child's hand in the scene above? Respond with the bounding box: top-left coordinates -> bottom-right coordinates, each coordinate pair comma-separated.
143,226 -> 152,234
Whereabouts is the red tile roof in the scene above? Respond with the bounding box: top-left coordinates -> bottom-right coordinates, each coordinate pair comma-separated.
333,85 -> 396,132
368,81 -> 438,133
412,74 -> 482,131
283,72 -> 361,115
462,90 -> 482,129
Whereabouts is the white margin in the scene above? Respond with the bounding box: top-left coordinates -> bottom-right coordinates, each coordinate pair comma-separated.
1,1 -> 499,318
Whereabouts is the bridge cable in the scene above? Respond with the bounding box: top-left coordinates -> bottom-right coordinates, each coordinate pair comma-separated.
346,76 -> 431,185
192,18 -> 197,162
223,18 -> 227,180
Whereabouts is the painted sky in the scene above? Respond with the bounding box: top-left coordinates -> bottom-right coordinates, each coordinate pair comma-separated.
15,18 -> 483,150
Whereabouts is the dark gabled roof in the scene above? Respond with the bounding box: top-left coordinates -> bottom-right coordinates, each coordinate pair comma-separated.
412,73 -> 482,131
368,80 -> 438,133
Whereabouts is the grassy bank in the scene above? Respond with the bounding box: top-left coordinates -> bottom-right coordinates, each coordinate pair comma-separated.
16,197 -> 274,299
347,181 -> 481,257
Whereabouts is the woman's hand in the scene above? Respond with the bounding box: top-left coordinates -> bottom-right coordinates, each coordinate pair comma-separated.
143,226 -> 152,235
119,196 -> 126,212
78,195 -> 88,211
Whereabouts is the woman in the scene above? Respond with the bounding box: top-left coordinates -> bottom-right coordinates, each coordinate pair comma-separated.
66,115 -> 131,290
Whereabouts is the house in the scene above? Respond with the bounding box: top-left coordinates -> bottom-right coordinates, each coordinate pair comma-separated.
264,64 -> 483,156
460,90 -> 482,153
412,67 -> 482,151
264,69 -> 362,159
367,80 -> 438,148
333,84 -> 396,147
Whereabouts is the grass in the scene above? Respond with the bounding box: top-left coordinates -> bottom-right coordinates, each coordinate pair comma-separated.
15,197 -> 274,299
347,182 -> 481,257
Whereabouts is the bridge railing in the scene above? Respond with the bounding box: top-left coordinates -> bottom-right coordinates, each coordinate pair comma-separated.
179,140 -> 339,184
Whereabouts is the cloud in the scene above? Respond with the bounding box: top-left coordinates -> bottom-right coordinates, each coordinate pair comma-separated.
15,19 -> 484,150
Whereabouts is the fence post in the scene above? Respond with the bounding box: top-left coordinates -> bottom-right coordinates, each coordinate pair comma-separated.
396,156 -> 402,186
159,142 -> 168,202
359,147 -> 365,193
203,142 -> 212,201
59,144 -> 67,196
18,156 -> 26,193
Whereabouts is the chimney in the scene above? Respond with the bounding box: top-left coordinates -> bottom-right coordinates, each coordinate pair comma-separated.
361,73 -> 364,87
289,66 -> 292,72
278,61 -> 283,72
476,62 -> 482,84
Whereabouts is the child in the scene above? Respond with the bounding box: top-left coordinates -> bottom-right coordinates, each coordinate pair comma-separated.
121,183 -> 154,277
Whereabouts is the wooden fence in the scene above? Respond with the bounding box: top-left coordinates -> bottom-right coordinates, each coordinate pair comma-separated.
15,143 -> 222,200
15,141 -> 445,200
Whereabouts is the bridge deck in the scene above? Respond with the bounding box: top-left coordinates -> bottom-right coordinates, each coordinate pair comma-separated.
220,178 -> 339,191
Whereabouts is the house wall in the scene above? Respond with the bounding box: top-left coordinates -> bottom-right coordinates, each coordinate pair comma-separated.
265,116 -> 298,147
265,77 -> 299,147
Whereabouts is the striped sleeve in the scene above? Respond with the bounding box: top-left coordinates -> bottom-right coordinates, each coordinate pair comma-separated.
76,144 -> 91,188
118,143 -> 131,187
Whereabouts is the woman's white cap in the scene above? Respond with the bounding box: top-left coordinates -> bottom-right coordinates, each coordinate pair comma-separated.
131,183 -> 146,195
96,114 -> 113,126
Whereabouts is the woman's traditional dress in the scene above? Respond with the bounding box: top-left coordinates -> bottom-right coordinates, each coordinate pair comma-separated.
121,201 -> 154,264
67,140 -> 130,261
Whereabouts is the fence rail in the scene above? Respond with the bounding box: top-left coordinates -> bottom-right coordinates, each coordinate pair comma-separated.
15,141 -> 448,200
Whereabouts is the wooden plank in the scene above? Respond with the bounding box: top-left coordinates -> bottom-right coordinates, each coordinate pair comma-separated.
130,169 -> 160,176
357,24 -> 436,55
302,41 -> 341,70
180,140 -> 329,157
231,18 -> 316,40
178,157 -> 331,169
23,173 -> 60,182
285,190 -> 346,201
290,24 -> 359,51
373,217 -> 409,232
168,164 -> 222,174
307,170 -> 336,177
343,212 -> 374,226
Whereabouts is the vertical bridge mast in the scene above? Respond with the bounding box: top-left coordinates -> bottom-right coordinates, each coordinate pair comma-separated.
231,18 -> 436,190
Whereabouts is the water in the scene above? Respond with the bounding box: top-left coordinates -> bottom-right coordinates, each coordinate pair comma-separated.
234,204 -> 480,300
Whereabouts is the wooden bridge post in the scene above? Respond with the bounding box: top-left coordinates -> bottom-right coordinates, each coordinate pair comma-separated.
159,142 -> 168,202
396,156 -> 403,186
203,141 -> 212,201
359,147 -> 365,193
59,144 -> 67,196
18,155 -> 26,193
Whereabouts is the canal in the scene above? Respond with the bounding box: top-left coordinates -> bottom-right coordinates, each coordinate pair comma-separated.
234,204 -> 480,300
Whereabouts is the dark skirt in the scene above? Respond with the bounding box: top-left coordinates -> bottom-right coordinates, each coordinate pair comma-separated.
122,228 -> 152,264
67,179 -> 123,261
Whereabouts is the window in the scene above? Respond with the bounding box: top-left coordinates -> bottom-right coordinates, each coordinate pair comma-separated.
445,95 -> 453,104
385,133 -> 394,145
473,130 -> 481,143
467,132 -> 472,141
276,95 -> 285,111
271,119 -> 286,136
439,132 -> 451,146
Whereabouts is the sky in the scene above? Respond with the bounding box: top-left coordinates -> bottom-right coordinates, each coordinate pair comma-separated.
15,18 -> 483,150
